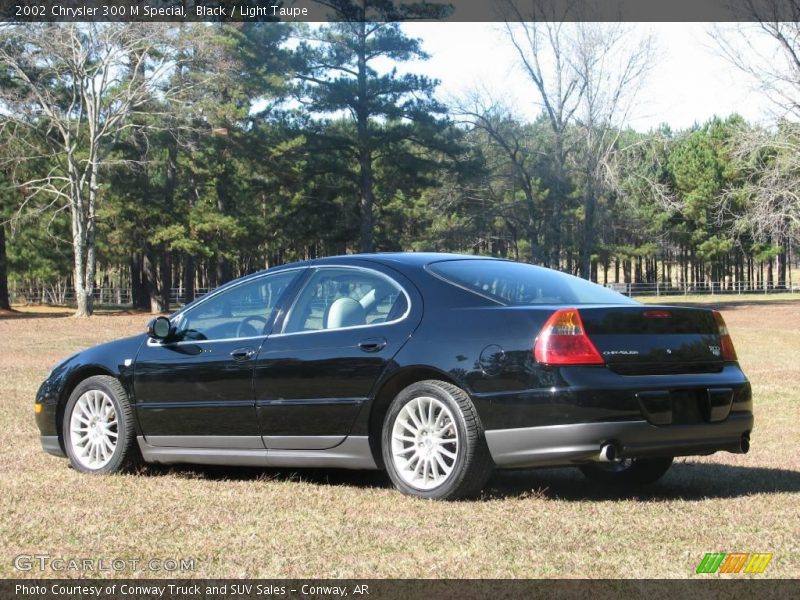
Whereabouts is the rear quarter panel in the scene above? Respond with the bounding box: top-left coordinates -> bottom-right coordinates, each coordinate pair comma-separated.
384,304 -> 751,432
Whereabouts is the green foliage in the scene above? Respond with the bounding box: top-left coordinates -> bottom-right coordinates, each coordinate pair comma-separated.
0,23 -> 794,300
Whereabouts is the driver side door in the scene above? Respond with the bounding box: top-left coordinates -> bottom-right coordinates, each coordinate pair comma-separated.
133,269 -> 302,449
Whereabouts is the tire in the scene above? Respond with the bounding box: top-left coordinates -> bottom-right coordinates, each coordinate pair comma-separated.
62,375 -> 139,474
579,457 -> 674,485
381,380 -> 493,500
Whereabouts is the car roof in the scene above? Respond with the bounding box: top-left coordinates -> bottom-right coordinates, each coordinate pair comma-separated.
263,252 -> 501,273
173,253 -> 503,316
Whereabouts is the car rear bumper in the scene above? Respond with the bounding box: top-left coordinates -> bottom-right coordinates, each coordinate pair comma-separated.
40,435 -> 66,458
485,411 -> 753,468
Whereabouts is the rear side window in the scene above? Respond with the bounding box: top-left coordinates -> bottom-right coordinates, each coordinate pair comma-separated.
428,259 -> 637,306
283,267 -> 408,333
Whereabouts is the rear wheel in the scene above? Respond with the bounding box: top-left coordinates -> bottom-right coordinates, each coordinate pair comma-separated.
382,380 -> 493,500
579,457 -> 673,485
63,375 -> 139,474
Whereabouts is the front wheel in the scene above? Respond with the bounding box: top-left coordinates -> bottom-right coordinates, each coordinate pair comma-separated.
63,375 -> 139,474
382,380 -> 493,500
579,457 -> 674,485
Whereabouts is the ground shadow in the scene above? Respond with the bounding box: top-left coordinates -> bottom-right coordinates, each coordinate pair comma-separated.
481,461 -> 800,502
138,462 -> 394,490
134,461 -> 800,502
0,311 -> 73,320
0,308 -> 154,320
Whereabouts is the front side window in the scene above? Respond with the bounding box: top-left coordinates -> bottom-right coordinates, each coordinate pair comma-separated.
172,270 -> 299,341
283,267 -> 408,334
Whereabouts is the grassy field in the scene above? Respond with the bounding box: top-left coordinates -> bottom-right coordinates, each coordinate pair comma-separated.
1,301 -> 798,579
637,293 -> 800,304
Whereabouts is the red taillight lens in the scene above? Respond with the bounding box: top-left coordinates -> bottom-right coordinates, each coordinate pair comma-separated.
534,308 -> 604,366
712,310 -> 738,361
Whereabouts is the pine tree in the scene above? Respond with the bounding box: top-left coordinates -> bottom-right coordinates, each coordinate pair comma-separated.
296,1 -> 450,252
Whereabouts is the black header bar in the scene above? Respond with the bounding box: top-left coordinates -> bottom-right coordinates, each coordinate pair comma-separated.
2,0 -> 800,23
3,579 -> 800,600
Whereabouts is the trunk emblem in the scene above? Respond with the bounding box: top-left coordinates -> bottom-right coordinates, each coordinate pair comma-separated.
709,345 -> 721,357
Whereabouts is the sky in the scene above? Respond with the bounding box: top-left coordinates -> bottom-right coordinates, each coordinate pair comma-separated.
400,22 -> 777,132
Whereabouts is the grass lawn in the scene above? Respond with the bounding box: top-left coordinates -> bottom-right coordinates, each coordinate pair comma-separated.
0,302 -> 798,579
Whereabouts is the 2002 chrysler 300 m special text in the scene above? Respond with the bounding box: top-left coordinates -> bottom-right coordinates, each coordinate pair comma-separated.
35,253 -> 752,499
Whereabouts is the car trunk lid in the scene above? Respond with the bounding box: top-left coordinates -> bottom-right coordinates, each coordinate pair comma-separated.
577,306 -> 725,375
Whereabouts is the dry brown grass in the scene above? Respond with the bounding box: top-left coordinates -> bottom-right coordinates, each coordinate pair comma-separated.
1,302 -> 798,579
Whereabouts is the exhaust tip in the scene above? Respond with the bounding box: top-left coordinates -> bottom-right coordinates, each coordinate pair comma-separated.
740,434 -> 750,454
599,443 -> 618,462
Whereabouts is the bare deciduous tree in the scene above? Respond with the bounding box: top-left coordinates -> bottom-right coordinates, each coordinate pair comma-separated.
501,2 -> 582,268
0,23 -> 202,316
720,124 -> 800,248
500,0 -> 654,278
454,93 -> 548,263
714,1 -> 800,119
571,22 -> 655,279
713,3 -> 800,285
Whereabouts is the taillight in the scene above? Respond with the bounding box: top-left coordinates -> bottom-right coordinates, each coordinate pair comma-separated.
534,308 -> 604,366
712,311 -> 738,361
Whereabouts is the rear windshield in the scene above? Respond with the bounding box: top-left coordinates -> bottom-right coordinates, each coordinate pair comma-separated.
428,259 -> 638,306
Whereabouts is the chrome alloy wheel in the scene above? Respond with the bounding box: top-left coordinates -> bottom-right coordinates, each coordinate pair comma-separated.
390,395 -> 460,490
69,390 -> 118,470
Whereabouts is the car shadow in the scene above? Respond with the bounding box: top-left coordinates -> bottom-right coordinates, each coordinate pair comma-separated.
481,461 -> 800,502
135,461 -> 800,502
137,463 -> 395,490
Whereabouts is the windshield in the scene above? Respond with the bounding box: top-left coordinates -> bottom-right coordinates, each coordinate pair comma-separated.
428,259 -> 638,306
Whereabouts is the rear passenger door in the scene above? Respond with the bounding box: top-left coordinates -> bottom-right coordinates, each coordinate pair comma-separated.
253,265 -> 422,449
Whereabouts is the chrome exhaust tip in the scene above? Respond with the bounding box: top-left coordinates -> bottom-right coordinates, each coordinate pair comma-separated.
598,443 -> 619,462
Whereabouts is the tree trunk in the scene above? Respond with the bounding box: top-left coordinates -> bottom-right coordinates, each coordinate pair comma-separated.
0,223 -> 10,310
70,199 -> 91,317
778,237 -> 788,289
356,21 -> 375,254
159,249 -> 171,311
143,248 -> 161,313
580,176 -> 596,281
767,255 -> 774,289
130,253 -> 148,310
547,139 -> 567,269
160,134 -> 178,309
215,169 -> 233,285
182,254 -> 195,305
84,168 -> 99,315
216,254 -> 232,287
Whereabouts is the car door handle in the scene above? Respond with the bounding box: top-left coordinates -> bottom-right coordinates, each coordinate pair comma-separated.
230,347 -> 256,362
359,338 -> 387,353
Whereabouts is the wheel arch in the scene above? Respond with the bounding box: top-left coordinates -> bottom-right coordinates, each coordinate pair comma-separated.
366,366 -> 465,468
56,366 -> 116,451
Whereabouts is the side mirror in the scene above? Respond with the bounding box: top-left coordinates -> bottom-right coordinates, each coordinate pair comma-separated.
147,316 -> 172,340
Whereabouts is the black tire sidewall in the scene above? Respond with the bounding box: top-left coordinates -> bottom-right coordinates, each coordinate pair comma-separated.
62,376 -> 132,474
381,381 -> 471,500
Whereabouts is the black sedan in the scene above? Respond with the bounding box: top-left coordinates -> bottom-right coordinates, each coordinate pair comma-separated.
35,253 -> 752,499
